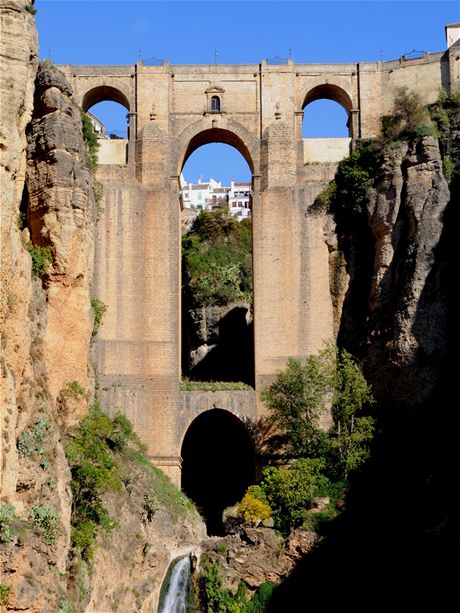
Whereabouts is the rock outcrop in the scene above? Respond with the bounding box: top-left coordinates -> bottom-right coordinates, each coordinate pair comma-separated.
184,302 -> 254,384
1,3 -> 95,606
202,526 -> 317,592
337,136 -> 450,406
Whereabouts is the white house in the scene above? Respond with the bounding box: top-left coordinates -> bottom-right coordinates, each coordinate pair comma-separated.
228,181 -> 251,219
180,177 -> 229,211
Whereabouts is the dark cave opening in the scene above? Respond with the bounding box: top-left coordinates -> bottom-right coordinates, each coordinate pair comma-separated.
181,409 -> 256,535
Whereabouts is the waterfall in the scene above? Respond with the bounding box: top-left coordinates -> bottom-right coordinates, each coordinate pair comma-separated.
158,556 -> 193,613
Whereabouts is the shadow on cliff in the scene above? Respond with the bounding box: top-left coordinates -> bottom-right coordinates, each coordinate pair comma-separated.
267,166 -> 457,611
185,306 -> 255,386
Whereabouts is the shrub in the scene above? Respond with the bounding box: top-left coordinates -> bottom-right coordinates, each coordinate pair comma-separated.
81,110 -> 100,171
237,486 -> 272,525
17,418 -> 50,458
381,87 -> 437,141
312,180 -> 337,214
30,504 -> 61,544
143,493 -> 158,521
63,380 -> 85,400
260,459 -> 329,535
245,581 -> 276,613
18,211 -> 26,230
90,298 -> 108,339
66,404 -> 120,560
0,584 -> 11,606
0,504 -> 16,543
27,245 -> 52,279
199,558 -> 275,613
25,3 -> 37,15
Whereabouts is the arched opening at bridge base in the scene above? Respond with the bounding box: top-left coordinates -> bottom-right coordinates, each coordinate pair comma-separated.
181,409 -> 255,535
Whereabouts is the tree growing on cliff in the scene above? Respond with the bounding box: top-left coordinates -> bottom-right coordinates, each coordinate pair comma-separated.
261,344 -> 375,479
182,210 -> 252,306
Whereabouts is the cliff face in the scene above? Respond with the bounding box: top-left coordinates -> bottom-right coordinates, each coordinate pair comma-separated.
330,135 -> 452,409
1,2 -> 95,607
0,5 -> 205,611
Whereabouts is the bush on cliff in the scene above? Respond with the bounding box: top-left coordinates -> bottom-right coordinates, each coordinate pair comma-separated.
66,405 -> 194,562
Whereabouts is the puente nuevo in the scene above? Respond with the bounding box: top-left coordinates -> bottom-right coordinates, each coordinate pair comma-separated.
57,24 -> 459,488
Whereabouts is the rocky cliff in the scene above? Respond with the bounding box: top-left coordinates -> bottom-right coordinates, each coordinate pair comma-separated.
0,3 -> 204,611
267,111 -> 458,610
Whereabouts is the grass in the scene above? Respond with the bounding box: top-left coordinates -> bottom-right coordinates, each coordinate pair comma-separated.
180,379 -> 253,391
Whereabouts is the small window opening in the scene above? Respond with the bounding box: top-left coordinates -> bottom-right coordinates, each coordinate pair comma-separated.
211,96 -> 221,112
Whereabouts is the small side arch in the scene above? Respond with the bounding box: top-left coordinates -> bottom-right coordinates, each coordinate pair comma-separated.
302,83 -> 355,141
302,83 -> 353,114
81,85 -> 130,112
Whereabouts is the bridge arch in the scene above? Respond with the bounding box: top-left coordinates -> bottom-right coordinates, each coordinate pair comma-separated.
180,408 -> 256,534
302,83 -> 354,139
81,85 -> 130,112
176,120 -> 258,177
302,83 -> 353,115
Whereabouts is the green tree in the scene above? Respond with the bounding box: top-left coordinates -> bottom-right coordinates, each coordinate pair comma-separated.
182,211 -> 252,306
261,345 -> 336,458
329,349 -> 375,477
262,344 -> 374,479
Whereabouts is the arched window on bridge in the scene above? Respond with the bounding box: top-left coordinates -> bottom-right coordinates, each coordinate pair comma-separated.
181,409 -> 255,534
180,137 -> 254,387
82,86 -> 130,165
302,84 -> 353,163
211,95 -> 221,112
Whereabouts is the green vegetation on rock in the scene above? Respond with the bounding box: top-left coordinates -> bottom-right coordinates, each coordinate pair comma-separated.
63,380 -> 86,400
27,244 -> 52,279
0,504 -> 16,543
0,584 -> 11,606
199,557 -> 276,613
182,210 -> 252,307
66,405 -> 195,563
81,110 -> 99,171
180,379 -> 253,391
90,297 -> 107,339
17,418 -> 50,459
30,504 -> 61,544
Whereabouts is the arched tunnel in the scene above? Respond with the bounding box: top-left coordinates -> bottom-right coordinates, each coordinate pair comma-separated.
181,409 -> 256,535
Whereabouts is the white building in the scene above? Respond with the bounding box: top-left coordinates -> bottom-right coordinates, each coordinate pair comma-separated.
180,176 -> 251,219
180,177 -> 229,211
228,181 -> 251,219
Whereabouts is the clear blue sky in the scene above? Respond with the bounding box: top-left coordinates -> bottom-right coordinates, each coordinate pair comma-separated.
36,1 -> 459,183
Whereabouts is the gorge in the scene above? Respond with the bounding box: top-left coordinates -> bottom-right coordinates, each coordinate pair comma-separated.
1,2 -> 458,611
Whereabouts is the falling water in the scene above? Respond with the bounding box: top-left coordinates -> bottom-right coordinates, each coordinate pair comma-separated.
158,556 -> 192,613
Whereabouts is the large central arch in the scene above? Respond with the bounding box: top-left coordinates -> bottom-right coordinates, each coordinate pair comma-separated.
181,409 -> 256,535
176,122 -> 258,178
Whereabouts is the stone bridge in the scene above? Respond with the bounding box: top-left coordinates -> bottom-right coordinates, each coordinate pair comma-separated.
58,33 -> 458,496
